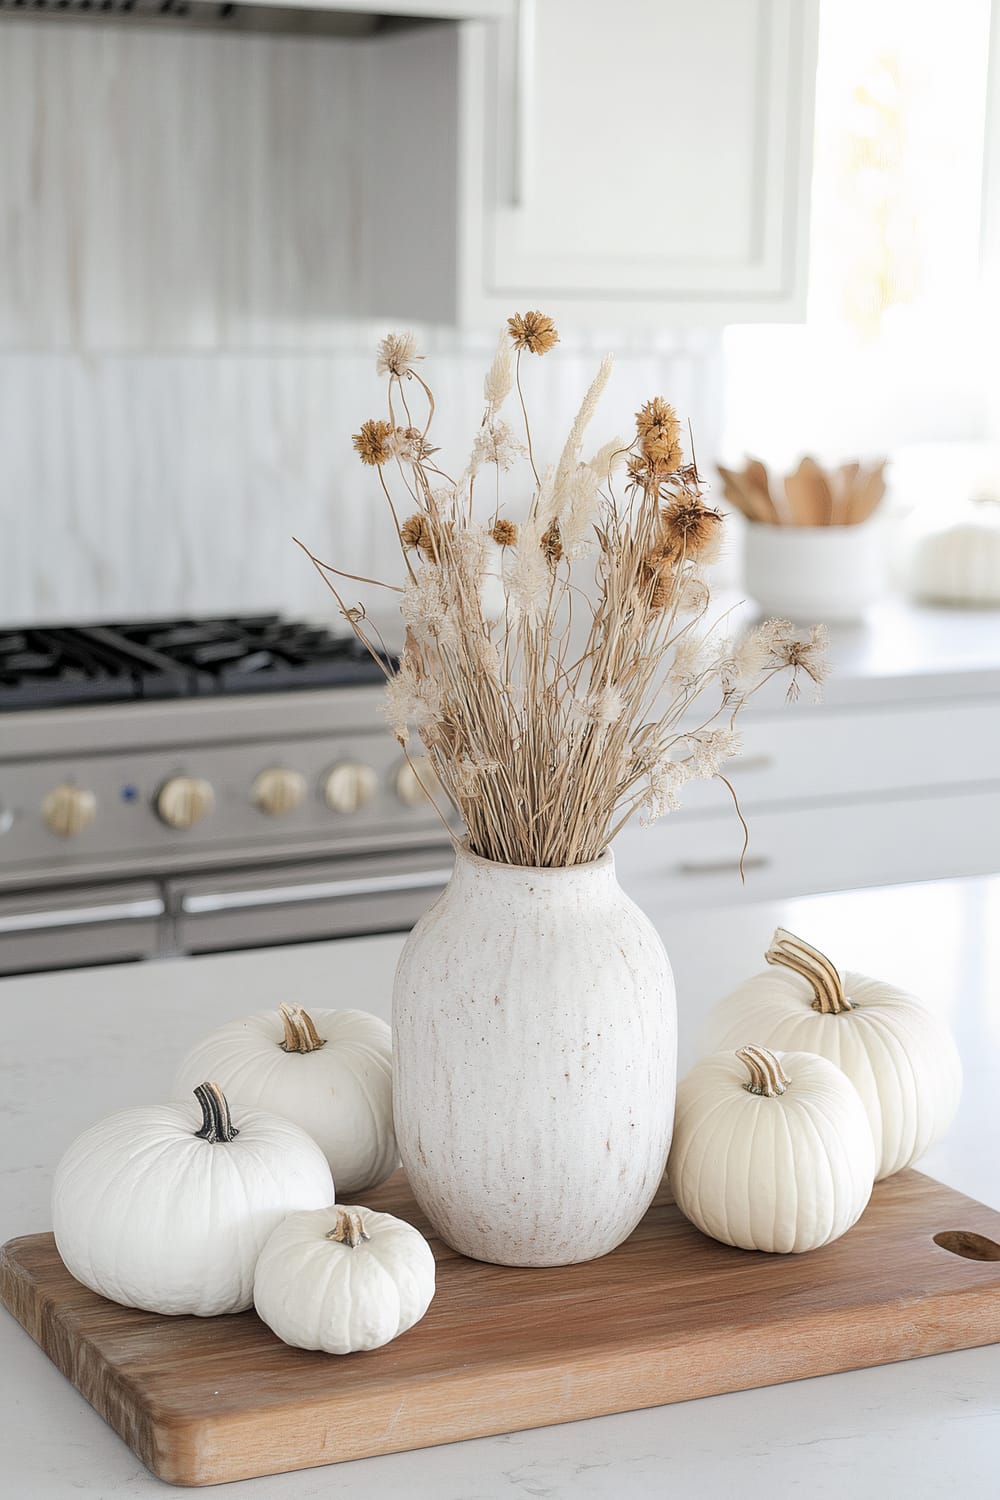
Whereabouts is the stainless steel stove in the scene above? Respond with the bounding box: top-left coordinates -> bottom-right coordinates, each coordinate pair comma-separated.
0,616 -> 453,975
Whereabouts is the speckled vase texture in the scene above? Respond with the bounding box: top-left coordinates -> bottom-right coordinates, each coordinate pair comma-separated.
392,845 -> 676,1266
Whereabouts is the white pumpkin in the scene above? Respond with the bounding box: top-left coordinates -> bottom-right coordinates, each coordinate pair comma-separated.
52,1082 -> 334,1316
702,928 -> 963,1180
669,1045 -> 875,1253
174,1004 -> 396,1194
253,1204 -> 436,1354
907,498 -> 1000,607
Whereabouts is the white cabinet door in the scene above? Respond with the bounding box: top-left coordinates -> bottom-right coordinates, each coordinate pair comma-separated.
459,0 -> 819,325
364,0 -> 818,326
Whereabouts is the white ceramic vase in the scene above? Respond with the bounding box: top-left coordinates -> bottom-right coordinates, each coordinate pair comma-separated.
392,845 -> 676,1267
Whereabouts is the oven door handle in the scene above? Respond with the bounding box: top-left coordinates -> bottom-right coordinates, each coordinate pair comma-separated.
180,868 -> 453,916
0,897 -> 164,935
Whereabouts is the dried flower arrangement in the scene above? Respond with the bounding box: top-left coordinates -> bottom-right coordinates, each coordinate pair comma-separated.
298,316 -> 828,869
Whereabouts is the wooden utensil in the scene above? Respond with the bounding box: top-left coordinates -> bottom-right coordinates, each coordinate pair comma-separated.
717,464 -> 780,524
717,464 -> 770,522
844,460 -> 887,524
784,457 -> 827,526
831,462 -> 861,525
5,1169 -> 1000,1486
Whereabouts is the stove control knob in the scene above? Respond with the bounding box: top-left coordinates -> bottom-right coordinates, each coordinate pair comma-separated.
42,784 -> 97,838
156,775 -> 215,831
323,762 -> 377,815
253,767 -> 307,817
395,756 -> 441,809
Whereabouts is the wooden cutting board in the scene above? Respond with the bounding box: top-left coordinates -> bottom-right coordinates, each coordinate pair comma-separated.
4,1169 -> 1000,1488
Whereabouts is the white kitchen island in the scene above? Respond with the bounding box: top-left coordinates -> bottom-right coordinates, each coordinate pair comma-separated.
2,871 -> 1000,1499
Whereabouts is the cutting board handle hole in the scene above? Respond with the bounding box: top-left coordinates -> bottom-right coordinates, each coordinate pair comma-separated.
934,1230 -> 1000,1261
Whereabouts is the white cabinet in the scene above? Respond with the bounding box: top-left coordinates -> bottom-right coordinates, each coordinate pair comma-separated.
612,694 -> 1000,914
365,0 -> 819,326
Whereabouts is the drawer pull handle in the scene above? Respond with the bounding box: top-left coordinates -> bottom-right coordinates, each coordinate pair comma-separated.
0,897 -> 164,935
180,869 -> 452,916
676,855 -> 771,878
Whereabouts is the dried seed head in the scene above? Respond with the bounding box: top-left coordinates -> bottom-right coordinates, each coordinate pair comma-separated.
471,420 -> 525,473
507,310 -> 560,355
353,418 -> 393,467
376,332 -> 421,379
660,495 -> 724,562
400,513 -> 431,552
635,398 -> 683,473
385,426 -> 436,463
759,621 -> 831,701
491,519 -> 518,547
541,521 -> 564,563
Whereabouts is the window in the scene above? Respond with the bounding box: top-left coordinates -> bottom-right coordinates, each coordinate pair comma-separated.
721,0 -> 996,502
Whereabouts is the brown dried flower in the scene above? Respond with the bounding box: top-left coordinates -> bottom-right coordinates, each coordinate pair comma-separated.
400,514 -> 431,552
635,398 -> 683,473
376,332 -> 421,379
491,519 -> 518,547
660,495 -> 724,562
649,570 -> 674,612
508,310 -> 560,355
353,418 -> 393,467
541,521 -> 564,563
641,543 -> 675,612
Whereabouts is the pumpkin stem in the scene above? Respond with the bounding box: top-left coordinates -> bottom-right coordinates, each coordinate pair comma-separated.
193,1081 -> 239,1143
765,928 -> 853,1015
737,1045 -> 791,1097
279,1003 -> 327,1054
326,1209 -> 370,1250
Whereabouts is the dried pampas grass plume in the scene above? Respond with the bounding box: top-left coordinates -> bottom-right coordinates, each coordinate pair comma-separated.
483,333 -> 513,414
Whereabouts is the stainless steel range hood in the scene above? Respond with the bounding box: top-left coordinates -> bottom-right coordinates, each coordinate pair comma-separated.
0,1 -> 443,38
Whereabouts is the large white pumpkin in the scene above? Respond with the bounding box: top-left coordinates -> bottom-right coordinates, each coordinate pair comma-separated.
174,1004 -> 396,1194
253,1204 -> 436,1354
702,929 -> 962,1180
669,1045 -> 875,1253
52,1082 -> 334,1315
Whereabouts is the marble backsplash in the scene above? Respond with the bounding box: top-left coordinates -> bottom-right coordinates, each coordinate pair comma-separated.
2,329 -> 724,624
1,18 -> 724,625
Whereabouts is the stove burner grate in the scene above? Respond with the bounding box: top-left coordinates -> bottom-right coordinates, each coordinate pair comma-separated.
0,615 -> 391,710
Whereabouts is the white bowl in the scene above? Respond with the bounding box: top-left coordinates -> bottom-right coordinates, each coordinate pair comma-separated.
743,518 -> 886,623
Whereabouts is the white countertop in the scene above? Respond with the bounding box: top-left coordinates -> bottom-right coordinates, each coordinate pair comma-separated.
3,874 -> 1000,1498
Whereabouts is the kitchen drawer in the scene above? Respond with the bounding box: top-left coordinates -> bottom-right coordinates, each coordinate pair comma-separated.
0,881 -> 163,976
676,698 -> 1000,816
614,786 -> 1000,915
169,848 -> 453,955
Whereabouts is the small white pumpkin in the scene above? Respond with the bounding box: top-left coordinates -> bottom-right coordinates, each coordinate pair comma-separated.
907,497 -> 1000,607
702,929 -> 962,1180
53,1082 -> 334,1316
253,1204 -> 436,1354
669,1045 -> 875,1253
174,1003 -> 396,1194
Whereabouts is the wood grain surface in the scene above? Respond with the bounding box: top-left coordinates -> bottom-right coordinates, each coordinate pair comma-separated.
4,1169 -> 1000,1487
